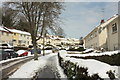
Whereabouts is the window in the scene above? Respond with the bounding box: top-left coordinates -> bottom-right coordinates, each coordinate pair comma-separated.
99,27 -> 102,33
112,23 -> 117,33
18,40 -> 22,44
4,32 -> 6,36
24,41 -> 26,43
6,33 -> 9,36
1,32 -> 4,35
90,34 -> 93,38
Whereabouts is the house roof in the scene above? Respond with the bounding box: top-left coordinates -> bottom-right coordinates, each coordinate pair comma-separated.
84,14 -> 118,39
0,26 -> 30,35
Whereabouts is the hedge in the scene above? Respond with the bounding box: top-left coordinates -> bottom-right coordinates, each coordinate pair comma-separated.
70,53 -> 120,66
57,53 -> 113,80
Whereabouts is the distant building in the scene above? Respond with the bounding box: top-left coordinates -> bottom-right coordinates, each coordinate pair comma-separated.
0,26 -> 80,47
84,14 -> 120,51
37,34 -> 80,46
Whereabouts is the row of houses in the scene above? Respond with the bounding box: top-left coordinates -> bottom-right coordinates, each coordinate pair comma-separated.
0,26 -> 80,47
83,14 -> 120,51
0,27 -> 32,47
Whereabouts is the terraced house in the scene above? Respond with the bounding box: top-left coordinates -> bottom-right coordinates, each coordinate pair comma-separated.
0,26 -> 32,47
84,14 -> 120,51
0,27 -> 13,45
0,26 -> 80,47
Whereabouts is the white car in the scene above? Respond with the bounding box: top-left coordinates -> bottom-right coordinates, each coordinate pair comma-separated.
0,43 -> 13,49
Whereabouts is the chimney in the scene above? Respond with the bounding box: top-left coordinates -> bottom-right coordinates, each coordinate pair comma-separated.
100,19 -> 105,24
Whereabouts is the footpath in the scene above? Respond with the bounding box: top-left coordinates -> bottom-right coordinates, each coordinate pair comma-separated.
35,55 -> 61,80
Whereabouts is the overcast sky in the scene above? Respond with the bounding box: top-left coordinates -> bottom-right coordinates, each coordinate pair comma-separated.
60,2 -> 118,39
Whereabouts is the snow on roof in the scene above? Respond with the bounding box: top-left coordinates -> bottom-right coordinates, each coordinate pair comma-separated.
0,26 -> 30,35
84,14 -> 118,39
0,26 -> 9,32
10,29 -> 30,35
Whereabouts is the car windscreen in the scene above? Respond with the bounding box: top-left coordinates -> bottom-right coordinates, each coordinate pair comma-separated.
2,44 -> 8,46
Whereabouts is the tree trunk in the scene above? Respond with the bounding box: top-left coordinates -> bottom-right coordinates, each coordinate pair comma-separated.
31,34 -> 38,60
43,36 -> 45,56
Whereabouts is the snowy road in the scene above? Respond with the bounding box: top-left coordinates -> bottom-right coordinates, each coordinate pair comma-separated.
1,56 -> 34,79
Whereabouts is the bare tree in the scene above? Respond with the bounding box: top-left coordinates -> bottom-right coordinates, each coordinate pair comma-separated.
3,2 -> 64,60
2,3 -> 19,28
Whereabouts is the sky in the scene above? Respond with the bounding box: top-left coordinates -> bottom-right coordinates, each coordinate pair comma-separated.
60,2 -> 118,39
0,1 -> 119,39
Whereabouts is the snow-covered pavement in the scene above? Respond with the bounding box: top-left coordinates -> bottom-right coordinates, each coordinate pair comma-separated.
36,55 -> 63,78
9,53 -> 66,79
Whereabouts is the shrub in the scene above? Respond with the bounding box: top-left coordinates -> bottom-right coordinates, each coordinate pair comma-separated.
67,47 -> 85,51
106,70 -> 115,80
58,53 -> 104,80
71,53 -> 120,66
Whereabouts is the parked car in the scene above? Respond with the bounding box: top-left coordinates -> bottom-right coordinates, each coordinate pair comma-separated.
0,49 -> 10,60
0,49 -> 18,60
0,43 -> 13,49
4,49 -> 18,58
44,46 -> 53,50
52,47 -> 59,53
28,45 -> 41,54
16,50 -> 28,57
30,48 -> 41,54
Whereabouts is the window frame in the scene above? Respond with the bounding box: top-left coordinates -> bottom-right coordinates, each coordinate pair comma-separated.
112,23 -> 117,33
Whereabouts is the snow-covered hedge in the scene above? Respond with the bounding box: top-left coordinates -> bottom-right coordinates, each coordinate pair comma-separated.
70,53 -> 120,66
58,52 -> 105,79
58,50 -> 119,79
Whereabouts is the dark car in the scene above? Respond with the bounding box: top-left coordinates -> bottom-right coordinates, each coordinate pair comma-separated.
4,49 -> 18,58
0,49 -> 18,60
0,49 -> 10,60
0,43 -> 13,49
30,48 -> 41,54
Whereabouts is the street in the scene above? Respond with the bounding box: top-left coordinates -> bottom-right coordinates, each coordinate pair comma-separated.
0,56 -> 34,80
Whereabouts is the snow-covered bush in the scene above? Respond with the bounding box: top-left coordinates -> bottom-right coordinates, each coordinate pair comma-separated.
70,53 -> 120,66
58,52 -> 104,80
67,47 -> 85,52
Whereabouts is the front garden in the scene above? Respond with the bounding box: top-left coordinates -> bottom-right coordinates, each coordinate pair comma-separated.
58,50 -> 119,80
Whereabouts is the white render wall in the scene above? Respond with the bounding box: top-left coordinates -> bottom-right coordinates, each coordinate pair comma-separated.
107,18 -> 119,51
84,15 -> 119,51
118,16 -> 120,50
